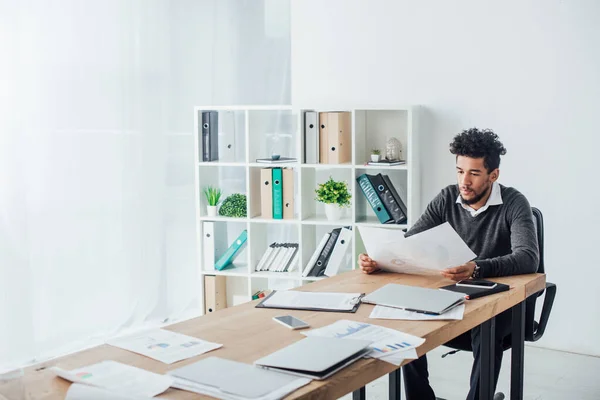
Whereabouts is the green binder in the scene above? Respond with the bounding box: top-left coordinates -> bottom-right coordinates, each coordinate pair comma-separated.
272,168 -> 283,219
215,230 -> 248,271
357,174 -> 392,224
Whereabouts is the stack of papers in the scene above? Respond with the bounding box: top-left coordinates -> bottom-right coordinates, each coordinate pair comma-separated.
301,320 -> 424,366
358,222 -> 477,274
370,304 -> 465,320
52,360 -> 171,397
256,290 -> 363,312
106,329 -> 222,364
169,357 -> 311,400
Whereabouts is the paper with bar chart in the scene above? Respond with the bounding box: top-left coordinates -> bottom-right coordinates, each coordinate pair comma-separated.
107,329 -> 222,364
301,319 -> 425,360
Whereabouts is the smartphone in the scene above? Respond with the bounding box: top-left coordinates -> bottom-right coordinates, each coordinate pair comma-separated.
272,315 -> 310,330
456,279 -> 497,289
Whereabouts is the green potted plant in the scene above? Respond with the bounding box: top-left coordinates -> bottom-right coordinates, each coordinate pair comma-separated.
370,148 -> 381,162
218,193 -> 247,218
315,177 -> 352,221
203,186 -> 222,216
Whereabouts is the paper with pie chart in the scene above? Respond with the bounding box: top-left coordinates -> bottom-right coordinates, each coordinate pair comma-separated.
358,223 -> 477,274
106,329 -> 222,364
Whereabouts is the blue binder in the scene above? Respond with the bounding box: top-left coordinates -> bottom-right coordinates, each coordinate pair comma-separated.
272,168 -> 283,219
356,174 -> 392,224
215,230 -> 248,271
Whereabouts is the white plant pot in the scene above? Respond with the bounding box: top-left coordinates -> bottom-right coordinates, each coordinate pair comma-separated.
207,205 -> 218,217
370,154 -> 380,162
324,203 -> 343,221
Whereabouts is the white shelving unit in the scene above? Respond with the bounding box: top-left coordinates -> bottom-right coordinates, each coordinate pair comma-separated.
194,105 -> 421,313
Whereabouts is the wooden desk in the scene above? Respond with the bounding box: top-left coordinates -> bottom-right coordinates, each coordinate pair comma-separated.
23,270 -> 545,400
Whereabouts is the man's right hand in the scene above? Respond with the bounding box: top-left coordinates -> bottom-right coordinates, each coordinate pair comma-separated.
358,253 -> 380,274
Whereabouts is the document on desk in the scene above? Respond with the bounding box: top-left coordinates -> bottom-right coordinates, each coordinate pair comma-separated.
369,304 -> 465,321
106,329 -> 222,364
65,383 -> 152,400
378,347 -> 418,366
358,223 -> 477,274
257,290 -> 363,312
301,319 -> 425,359
52,360 -> 172,397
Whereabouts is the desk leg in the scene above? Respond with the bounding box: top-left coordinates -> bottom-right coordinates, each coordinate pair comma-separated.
352,386 -> 366,400
511,301 -> 525,400
388,368 -> 401,399
480,317 -> 495,400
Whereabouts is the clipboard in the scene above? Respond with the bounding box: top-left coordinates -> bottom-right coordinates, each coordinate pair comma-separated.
255,290 -> 364,313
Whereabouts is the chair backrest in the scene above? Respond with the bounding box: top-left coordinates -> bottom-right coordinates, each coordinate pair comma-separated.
531,207 -> 544,274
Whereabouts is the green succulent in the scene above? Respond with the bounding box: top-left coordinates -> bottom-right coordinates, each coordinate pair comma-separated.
315,177 -> 351,207
218,193 -> 247,217
203,185 -> 222,206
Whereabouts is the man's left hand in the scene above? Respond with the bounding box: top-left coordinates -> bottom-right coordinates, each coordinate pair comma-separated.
441,261 -> 476,281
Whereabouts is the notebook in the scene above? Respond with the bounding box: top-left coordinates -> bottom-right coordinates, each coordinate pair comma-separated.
439,280 -> 510,300
254,337 -> 372,380
361,283 -> 466,315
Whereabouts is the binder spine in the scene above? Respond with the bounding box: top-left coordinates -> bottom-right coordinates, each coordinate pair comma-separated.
201,111 -> 219,161
282,168 -> 295,220
356,174 -> 392,224
272,168 -> 283,219
215,230 -> 248,271
382,174 -> 408,223
367,174 -> 407,224
310,228 -> 341,277
303,111 -> 318,164
302,233 -> 330,277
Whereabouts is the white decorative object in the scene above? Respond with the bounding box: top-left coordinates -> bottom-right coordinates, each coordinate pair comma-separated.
370,154 -> 380,162
207,205 -> 218,217
324,203 -> 343,221
386,138 -> 402,161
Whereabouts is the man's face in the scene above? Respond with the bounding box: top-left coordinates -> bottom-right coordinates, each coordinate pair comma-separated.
456,156 -> 498,205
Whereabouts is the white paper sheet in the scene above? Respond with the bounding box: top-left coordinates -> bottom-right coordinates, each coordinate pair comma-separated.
52,360 -> 172,397
106,329 -> 222,364
65,383 -> 152,400
369,304 -> 465,321
378,348 -> 418,366
301,320 -> 425,359
358,223 -> 477,274
261,291 -> 362,311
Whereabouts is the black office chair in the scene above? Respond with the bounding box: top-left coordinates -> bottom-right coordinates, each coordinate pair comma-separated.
441,207 -> 557,399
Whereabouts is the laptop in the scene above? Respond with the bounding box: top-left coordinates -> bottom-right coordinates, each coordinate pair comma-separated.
254,336 -> 372,380
362,283 -> 466,315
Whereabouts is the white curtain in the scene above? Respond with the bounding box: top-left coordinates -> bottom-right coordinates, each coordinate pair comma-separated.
0,0 -> 291,370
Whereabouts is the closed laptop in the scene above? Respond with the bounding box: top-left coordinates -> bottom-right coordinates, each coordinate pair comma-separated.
362,283 -> 466,315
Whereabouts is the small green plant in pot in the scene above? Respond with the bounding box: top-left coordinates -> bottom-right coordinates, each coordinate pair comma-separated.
370,148 -> 381,162
315,177 -> 351,221
218,193 -> 247,218
203,186 -> 222,216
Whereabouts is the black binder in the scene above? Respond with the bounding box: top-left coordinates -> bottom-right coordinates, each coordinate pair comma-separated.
382,174 -> 408,224
367,174 -> 407,224
309,228 -> 341,277
201,111 -> 219,161
440,280 -> 510,300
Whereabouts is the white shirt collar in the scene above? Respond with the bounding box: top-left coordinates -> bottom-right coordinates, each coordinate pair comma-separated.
456,181 -> 503,217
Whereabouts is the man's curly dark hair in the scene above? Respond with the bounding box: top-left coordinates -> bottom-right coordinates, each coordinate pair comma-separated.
449,128 -> 507,173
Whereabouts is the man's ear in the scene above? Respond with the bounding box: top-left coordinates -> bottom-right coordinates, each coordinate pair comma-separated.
490,168 -> 500,182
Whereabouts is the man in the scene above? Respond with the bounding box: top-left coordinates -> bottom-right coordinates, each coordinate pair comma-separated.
359,128 -> 539,400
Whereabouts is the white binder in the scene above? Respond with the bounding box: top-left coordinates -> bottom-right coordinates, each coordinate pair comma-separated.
203,222 -> 215,270
324,227 -> 353,277
302,233 -> 330,277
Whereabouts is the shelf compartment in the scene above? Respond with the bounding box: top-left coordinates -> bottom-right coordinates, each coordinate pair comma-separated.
200,220 -> 249,274
247,109 -> 299,163
300,167 -> 353,222
354,167 -> 408,224
248,223 -> 300,273
300,224 -> 354,278
354,109 -> 409,166
248,166 -> 298,220
198,165 -> 247,218
197,109 -> 246,164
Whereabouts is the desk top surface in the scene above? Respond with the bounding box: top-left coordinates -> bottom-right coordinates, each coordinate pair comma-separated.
23,270 -> 545,400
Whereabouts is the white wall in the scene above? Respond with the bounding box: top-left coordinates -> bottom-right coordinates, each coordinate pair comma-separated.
291,0 -> 600,356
